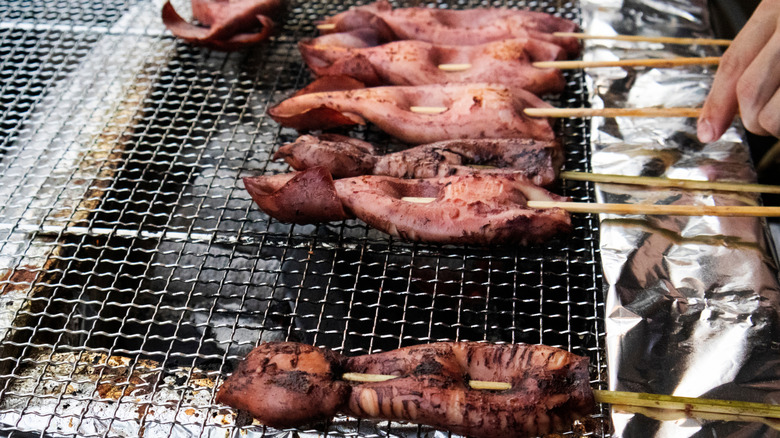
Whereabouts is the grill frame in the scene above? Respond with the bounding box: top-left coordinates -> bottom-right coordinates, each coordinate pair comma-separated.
0,0 -> 609,436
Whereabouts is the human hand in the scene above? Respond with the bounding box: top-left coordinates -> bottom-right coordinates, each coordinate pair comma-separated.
697,0 -> 780,142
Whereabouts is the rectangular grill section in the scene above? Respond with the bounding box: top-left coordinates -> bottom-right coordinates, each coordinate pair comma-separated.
0,0 -> 608,436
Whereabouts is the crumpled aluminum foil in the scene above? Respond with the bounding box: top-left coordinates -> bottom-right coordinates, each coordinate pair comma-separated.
580,0 -> 780,437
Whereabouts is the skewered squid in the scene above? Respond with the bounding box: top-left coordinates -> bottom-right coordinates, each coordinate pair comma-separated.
267,77 -> 556,143
318,1 -> 581,57
244,168 -> 571,245
216,341 -> 595,438
274,134 -> 564,187
299,29 -> 567,95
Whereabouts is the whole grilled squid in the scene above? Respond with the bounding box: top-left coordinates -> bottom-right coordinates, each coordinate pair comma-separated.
216,341 -> 594,437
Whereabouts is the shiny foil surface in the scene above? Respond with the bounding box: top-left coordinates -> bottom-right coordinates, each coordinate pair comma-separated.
580,0 -> 780,436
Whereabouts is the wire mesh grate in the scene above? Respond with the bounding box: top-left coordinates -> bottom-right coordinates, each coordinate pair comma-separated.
0,0 -> 608,436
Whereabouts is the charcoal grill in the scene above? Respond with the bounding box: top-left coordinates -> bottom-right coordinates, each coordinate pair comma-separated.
0,0 -> 608,436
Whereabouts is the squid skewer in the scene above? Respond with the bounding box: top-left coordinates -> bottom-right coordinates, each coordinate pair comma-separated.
267,78 -> 557,143
440,56 -> 721,72
553,31 -> 732,46
300,31 -> 567,96
216,342 -> 594,437
315,1 -> 581,57
533,56 -> 720,69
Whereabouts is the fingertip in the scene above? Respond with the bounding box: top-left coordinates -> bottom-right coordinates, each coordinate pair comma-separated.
697,117 -> 715,143
697,100 -> 738,143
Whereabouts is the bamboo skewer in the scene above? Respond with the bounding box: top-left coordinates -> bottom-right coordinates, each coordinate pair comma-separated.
401,198 -> 780,217
409,106 -> 448,114
402,197 -> 434,203
533,56 -> 720,70
440,57 -> 721,71
402,196 -> 439,203
524,107 -> 701,118
317,23 -> 336,30
554,32 -> 732,46
341,372 -> 399,383
595,390 -> 780,419
407,106 -> 702,117
438,63 -> 472,72
526,201 -> 780,217
342,372 -> 780,420
561,171 -> 780,194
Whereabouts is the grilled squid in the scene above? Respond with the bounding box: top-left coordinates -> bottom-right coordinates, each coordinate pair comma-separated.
162,0 -> 284,51
216,342 -> 595,437
299,29 -> 567,96
244,168 -> 571,245
267,77 -> 556,143
318,1 -> 581,57
274,134 -> 564,187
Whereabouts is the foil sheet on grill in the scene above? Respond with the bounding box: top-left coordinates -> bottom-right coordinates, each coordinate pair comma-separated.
580,0 -> 780,436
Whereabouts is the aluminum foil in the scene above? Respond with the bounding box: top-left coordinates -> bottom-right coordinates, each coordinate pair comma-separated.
580,0 -> 780,436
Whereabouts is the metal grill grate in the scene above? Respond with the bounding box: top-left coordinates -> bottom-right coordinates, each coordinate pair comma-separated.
0,0 -> 608,436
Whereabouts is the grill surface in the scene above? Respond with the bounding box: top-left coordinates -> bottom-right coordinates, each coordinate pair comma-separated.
0,0 -> 607,436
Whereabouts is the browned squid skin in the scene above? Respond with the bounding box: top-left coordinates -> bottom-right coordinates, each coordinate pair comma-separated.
267,77 -> 556,143
319,1 -> 581,57
162,0 -> 284,51
298,29 -> 566,96
345,342 -> 594,438
215,342 -> 349,428
274,134 -> 564,187
244,168 -> 571,245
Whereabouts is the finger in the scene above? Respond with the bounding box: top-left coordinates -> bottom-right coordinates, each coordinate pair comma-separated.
698,6 -> 779,142
697,53 -> 740,143
737,23 -> 780,136
757,87 -> 780,138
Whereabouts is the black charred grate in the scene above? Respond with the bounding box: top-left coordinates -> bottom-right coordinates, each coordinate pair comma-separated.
0,0 -> 608,436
